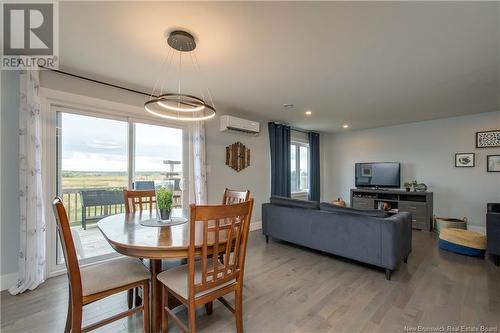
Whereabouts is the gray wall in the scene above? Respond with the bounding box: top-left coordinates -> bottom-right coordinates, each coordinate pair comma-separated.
1,71 -> 21,275
324,111 -> 500,228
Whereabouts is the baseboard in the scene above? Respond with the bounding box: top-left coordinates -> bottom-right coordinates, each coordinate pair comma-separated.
1,272 -> 18,291
250,220 -> 262,231
467,225 -> 486,235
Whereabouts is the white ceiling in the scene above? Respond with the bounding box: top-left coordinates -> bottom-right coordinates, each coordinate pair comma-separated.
58,1 -> 499,132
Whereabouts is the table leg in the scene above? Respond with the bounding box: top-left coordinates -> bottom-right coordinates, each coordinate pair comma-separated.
150,259 -> 162,333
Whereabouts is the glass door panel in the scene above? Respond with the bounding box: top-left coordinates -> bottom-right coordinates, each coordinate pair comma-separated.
134,122 -> 183,209
56,112 -> 128,264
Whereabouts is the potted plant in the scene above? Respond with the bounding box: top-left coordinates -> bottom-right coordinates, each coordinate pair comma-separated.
156,187 -> 173,221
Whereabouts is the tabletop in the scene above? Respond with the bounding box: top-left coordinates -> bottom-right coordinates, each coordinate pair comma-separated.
97,209 -> 230,259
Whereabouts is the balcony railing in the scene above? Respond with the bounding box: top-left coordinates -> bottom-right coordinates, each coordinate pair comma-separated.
61,187 -> 183,228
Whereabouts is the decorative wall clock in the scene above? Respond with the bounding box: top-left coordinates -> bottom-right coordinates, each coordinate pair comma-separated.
226,142 -> 250,172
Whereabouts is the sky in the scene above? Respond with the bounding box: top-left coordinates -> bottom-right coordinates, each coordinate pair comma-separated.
61,113 -> 182,172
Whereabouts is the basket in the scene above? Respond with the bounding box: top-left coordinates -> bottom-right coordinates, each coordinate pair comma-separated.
434,216 -> 467,234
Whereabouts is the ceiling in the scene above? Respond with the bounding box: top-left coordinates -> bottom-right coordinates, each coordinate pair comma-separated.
58,2 -> 500,132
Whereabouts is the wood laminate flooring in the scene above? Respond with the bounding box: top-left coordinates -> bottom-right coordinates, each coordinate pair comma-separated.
1,230 -> 499,333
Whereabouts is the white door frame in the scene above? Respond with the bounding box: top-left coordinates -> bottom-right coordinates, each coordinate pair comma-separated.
40,88 -> 189,277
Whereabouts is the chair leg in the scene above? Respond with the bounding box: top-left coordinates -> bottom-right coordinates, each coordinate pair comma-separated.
71,300 -> 83,333
235,289 -> 243,333
162,286 -> 168,333
128,289 -> 134,309
205,302 -> 213,315
135,287 -> 142,307
385,269 -> 392,280
143,281 -> 150,333
265,235 -> 269,243
188,300 -> 196,333
65,290 -> 72,333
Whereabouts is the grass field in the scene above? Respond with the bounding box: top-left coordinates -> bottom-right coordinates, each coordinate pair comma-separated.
61,171 -> 165,189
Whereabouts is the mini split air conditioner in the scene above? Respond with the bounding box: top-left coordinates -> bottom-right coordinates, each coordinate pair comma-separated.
220,115 -> 260,135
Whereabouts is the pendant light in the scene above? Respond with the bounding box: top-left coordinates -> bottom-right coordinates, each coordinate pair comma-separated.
145,30 -> 216,121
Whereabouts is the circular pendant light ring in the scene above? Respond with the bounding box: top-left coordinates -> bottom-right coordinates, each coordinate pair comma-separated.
145,94 -> 216,121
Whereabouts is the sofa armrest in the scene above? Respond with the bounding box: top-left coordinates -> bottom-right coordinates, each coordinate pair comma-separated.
379,212 -> 412,270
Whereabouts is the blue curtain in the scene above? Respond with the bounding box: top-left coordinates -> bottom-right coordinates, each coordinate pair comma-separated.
268,122 -> 291,197
308,132 -> 320,202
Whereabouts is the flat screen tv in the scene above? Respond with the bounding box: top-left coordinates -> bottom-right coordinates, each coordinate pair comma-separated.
355,162 -> 400,188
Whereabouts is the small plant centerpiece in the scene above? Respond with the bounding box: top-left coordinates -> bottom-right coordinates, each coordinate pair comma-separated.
155,181 -> 174,221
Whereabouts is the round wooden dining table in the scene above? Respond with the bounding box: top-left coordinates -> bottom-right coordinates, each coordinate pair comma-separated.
97,210 -> 228,333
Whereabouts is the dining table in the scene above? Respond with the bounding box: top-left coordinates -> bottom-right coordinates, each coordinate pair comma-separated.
97,209 -> 230,333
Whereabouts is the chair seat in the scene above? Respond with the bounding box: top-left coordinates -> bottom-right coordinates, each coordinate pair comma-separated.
157,261 -> 236,300
81,257 -> 150,296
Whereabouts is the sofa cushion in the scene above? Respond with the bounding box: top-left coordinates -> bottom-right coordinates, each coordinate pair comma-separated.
270,196 -> 319,209
319,202 -> 389,218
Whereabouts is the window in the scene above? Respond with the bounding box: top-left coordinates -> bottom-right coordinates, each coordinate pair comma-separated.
56,111 -> 185,264
290,141 -> 309,193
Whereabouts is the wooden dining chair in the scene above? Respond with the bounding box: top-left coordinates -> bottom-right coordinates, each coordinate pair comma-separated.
203,188 -> 251,315
52,197 -> 151,333
157,199 -> 254,333
123,189 -> 157,308
222,188 -> 250,205
123,189 -> 156,213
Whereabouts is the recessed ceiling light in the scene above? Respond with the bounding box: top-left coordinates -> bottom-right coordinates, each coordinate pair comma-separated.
305,110 -> 312,116
342,124 -> 349,128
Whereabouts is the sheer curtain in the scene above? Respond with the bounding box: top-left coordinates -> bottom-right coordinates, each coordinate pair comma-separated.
9,70 -> 46,295
188,121 -> 208,205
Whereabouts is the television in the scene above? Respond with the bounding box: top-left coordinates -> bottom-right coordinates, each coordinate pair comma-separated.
355,162 -> 400,188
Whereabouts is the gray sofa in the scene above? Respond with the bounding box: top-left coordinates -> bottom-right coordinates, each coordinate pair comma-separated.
487,203 -> 500,266
262,196 -> 412,280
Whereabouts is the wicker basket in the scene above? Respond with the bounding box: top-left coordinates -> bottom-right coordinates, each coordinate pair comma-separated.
434,216 -> 467,234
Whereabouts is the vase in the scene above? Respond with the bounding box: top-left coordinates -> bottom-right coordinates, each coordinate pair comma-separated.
158,208 -> 171,221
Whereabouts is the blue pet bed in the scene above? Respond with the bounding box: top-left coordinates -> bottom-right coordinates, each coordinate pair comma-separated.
438,239 -> 485,257
438,228 -> 486,258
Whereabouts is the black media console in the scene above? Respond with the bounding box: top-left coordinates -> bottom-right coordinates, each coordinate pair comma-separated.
350,188 -> 434,231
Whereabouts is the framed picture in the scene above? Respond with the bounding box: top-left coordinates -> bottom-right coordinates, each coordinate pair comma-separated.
476,130 -> 500,148
455,153 -> 475,167
487,155 -> 500,172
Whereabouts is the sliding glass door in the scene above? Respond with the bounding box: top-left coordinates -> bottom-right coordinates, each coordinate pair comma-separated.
55,110 -> 185,266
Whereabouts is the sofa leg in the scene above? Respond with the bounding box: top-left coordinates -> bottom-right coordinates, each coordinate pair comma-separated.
404,256 -> 408,264
495,255 -> 499,267
385,269 -> 392,280
265,235 -> 269,243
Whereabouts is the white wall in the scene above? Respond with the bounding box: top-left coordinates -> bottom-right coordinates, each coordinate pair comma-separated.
205,113 -> 271,225
324,111 -> 500,228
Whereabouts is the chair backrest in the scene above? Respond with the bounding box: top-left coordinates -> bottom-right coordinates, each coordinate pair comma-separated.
52,197 -> 83,299
123,189 -> 156,213
222,188 -> 250,205
188,199 -> 254,299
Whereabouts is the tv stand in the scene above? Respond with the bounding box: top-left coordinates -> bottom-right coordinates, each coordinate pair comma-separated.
350,188 -> 433,231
